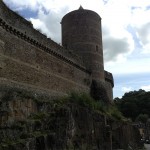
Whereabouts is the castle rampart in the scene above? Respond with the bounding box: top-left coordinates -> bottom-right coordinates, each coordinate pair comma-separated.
0,15 -> 91,97
0,17 -> 89,74
0,1 -> 114,101
0,1 -> 85,67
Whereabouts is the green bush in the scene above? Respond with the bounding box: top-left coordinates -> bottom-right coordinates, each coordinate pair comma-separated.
107,105 -> 124,120
69,92 -> 94,108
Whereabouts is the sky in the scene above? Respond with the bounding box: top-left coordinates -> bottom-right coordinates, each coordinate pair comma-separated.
3,0 -> 150,98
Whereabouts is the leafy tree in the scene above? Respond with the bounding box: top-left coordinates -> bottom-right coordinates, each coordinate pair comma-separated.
136,114 -> 149,123
114,89 -> 150,121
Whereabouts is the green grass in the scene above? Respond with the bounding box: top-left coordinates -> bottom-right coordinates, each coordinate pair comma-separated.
66,92 -> 125,120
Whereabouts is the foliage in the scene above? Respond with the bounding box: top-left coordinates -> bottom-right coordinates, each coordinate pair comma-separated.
107,105 -> 124,120
29,112 -> 47,120
136,114 -> 149,123
114,89 -> 150,121
22,92 -> 124,121
0,138 -> 26,149
1,90 -> 14,102
68,92 -> 124,120
69,92 -> 95,109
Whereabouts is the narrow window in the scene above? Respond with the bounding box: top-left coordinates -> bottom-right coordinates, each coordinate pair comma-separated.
65,44 -> 68,49
96,45 -> 98,52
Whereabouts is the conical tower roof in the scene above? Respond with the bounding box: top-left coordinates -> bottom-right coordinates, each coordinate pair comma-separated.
79,5 -> 84,10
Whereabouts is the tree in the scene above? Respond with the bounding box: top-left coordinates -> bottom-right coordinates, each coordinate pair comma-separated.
136,114 -> 149,124
114,90 -> 150,121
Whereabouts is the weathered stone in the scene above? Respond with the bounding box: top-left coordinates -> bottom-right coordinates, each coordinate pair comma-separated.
0,89 -> 142,150
90,80 -> 110,103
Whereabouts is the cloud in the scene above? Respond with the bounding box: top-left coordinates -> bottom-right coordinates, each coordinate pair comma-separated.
103,27 -> 134,62
3,0 -> 39,11
141,85 -> 150,91
30,7 -> 68,43
131,7 -> 150,54
101,0 -> 150,64
122,86 -> 132,93
136,22 -> 150,54
137,23 -> 150,44
105,57 -> 150,75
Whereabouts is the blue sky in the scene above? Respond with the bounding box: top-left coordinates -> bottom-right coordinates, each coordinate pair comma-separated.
3,0 -> 150,98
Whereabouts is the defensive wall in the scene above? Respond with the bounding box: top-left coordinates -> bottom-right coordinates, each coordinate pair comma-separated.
0,1 -> 114,101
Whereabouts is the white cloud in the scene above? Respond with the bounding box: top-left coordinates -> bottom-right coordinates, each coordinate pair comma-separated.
101,0 -> 150,65
105,57 -> 150,75
103,28 -> 134,63
3,0 -> 39,11
30,7 -> 66,43
137,22 -> 150,54
131,7 -> 150,54
101,0 -> 134,63
122,86 -> 132,93
141,85 -> 150,91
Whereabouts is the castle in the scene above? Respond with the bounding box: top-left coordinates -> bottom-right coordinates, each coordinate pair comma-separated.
0,1 -> 114,102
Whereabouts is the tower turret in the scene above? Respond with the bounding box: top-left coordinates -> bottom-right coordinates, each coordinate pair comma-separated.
61,7 -> 114,102
61,7 -> 104,82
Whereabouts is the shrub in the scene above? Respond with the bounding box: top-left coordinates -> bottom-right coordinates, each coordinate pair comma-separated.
107,106 -> 124,120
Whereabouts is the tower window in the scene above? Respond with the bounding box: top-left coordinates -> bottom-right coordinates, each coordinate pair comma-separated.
64,44 -> 68,49
96,45 -> 98,52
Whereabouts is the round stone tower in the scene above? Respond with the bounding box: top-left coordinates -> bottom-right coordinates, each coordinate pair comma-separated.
61,6 -> 104,82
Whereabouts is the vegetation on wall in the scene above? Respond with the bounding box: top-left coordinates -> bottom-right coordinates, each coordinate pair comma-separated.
54,92 -> 124,121
0,87 -> 142,150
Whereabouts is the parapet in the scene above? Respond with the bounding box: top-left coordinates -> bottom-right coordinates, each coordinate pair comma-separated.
104,71 -> 114,87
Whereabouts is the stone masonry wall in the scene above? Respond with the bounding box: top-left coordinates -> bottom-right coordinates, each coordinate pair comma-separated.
0,20 -> 91,97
